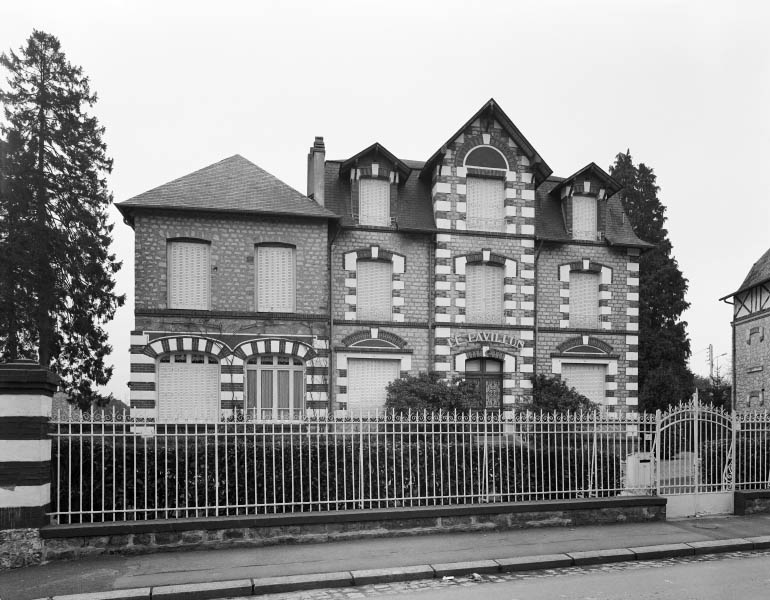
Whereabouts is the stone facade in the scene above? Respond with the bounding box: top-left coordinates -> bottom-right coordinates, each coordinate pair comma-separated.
119,99 -> 648,420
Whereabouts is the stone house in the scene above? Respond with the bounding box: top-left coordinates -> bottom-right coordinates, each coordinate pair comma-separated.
721,248 -> 770,410
117,99 -> 650,421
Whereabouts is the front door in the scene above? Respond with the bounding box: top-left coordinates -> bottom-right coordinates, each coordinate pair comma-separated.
465,358 -> 503,410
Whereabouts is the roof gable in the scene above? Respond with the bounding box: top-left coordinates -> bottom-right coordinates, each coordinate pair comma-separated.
550,162 -> 622,199
339,143 -> 412,180
721,247 -> 770,300
421,98 -> 553,186
117,155 -> 337,225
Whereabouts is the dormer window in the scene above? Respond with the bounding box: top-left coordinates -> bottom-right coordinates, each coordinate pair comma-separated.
464,146 -> 507,233
359,177 -> 390,226
572,195 -> 597,240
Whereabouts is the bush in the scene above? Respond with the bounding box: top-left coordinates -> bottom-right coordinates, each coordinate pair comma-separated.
385,372 -> 483,414
519,374 -> 599,413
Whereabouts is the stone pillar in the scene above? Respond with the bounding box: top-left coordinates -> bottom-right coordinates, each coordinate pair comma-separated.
0,359 -> 59,569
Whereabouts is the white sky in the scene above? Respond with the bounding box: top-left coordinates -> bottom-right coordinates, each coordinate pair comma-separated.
2,0 -> 768,400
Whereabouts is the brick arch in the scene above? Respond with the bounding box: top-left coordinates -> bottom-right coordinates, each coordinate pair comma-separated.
556,336 -> 613,355
232,338 -> 317,362
455,134 -> 516,171
453,250 -> 516,278
341,329 -> 407,349
144,335 -> 230,359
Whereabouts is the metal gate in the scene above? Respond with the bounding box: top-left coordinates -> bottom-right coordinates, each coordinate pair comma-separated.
653,395 -> 735,517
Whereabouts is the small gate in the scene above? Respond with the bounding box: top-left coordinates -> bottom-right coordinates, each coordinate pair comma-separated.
652,395 -> 735,518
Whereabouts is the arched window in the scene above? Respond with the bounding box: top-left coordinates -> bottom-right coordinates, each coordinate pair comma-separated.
464,146 -> 508,170
157,352 -> 220,421
465,358 -> 503,410
245,355 -> 305,420
463,146 -> 508,232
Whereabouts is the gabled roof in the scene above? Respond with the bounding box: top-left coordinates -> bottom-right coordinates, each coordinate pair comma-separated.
421,98 -> 553,186
535,177 -> 652,249
117,155 -> 337,226
324,159 -> 435,232
720,247 -> 770,301
550,162 -> 622,198
338,143 -> 412,180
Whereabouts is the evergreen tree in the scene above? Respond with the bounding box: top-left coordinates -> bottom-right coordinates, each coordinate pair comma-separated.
610,151 -> 694,411
0,31 -> 124,407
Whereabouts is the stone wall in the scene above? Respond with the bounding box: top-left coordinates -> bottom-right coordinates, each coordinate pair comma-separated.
734,311 -> 770,410
40,497 -> 666,563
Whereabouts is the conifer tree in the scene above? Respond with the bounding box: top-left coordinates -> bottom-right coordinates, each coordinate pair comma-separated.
0,30 -> 124,407
610,151 -> 694,411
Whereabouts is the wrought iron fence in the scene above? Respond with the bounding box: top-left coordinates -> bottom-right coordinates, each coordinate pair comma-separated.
49,408 -> 654,524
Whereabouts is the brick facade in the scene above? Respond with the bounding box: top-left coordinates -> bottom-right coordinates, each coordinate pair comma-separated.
118,99 -> 649,420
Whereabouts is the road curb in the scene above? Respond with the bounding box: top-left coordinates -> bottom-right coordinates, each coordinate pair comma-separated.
35,538 -> 767,600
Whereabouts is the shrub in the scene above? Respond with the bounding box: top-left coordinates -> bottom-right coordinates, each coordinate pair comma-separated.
385,372 -> 483,414
519,374 -> 599,413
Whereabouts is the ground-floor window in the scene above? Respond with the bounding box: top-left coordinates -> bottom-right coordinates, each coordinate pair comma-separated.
246,355 -> 304,420
347,358 -> 401,413
561,363 -> 607,405
157,353 -> 220,421
465,358 -> 503,410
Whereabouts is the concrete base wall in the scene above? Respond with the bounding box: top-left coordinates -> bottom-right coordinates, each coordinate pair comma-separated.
40,497 -> 665,563
735,491 -> 770,515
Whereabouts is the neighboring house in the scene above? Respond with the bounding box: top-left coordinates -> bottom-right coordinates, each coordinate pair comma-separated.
116,99 -> 650,422
721,248 -> 770,410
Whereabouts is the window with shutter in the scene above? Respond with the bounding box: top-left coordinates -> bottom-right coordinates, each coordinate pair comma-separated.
167,241 -> 210,310
465,264 -> 503,324
466,177 -> 504,232
347,358 -> 401,413
561,363 -> 606,405
157,353 -> 219,421
357,260 -> 392,321
256,246 -> 296,312
359,178 -> 390,226
569,272 -> 599,329
572,196 -> 597,240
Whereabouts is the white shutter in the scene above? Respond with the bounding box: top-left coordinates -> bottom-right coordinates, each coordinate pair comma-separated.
347,358 -> 401,413
465,264 -> 503,324
359,179 -> 390,226
168,242 -> 209,310
572,196 -> 597,240
561,363 -> 606,405
257,246 -> 295,312
158,357 -> 219,421
569,272 -> 599,328
466,177 -> 504,232
357,260 -> 392,321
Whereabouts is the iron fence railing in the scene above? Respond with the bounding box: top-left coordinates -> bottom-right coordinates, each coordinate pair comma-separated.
49,408 -> 653,524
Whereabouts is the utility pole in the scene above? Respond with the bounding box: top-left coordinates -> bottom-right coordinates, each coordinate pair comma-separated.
708,344 -> 714,378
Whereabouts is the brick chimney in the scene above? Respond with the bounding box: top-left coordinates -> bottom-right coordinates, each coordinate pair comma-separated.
307,136 -> 325,207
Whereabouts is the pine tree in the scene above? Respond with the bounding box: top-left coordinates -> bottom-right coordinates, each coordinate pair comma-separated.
0,31 -> 124,407
610,151 -> 694,411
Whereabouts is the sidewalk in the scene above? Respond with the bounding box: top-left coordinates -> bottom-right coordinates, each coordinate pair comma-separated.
3,514 -> 770,600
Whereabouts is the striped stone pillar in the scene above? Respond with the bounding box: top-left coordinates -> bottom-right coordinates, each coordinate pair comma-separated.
0,359 -> 59,569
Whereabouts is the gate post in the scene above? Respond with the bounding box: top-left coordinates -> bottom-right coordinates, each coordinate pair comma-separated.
0,360 -> 59,569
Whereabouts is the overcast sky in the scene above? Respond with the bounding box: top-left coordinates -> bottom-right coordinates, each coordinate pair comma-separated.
3,0 -> 768,401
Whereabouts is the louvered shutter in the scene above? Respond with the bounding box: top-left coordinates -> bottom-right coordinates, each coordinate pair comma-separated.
561,363 -> 606,405
168,242 -> 210,309
466,177 -> 504,232
569,272 -> 599,328
357,260 -> 392,321
572,196 -> 597,240
347,358 -> 401,413
359,179 -> 390,226
158,356 -> 219,421
465,264 -> 503,324
257,246 -> 296,312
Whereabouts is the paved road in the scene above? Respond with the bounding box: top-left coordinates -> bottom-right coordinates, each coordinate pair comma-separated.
261,550 -> 770,599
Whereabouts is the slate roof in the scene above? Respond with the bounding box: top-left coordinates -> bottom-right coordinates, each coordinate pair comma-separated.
117,155 -> 337,226
535,177 -> 652,249
324,159 -> 436,231
721,247 -> 770,299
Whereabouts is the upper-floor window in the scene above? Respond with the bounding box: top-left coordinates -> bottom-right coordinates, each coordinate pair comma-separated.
357,259 -> 392,321
256,244 -> 296,313
465,263 -> 503,324
569,271 -> 599,328
572,195 -> 597,240
466,177 -> 504,232
359,178 -> 390,226
167,240 -> 210,310
464,146 -> 508,233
